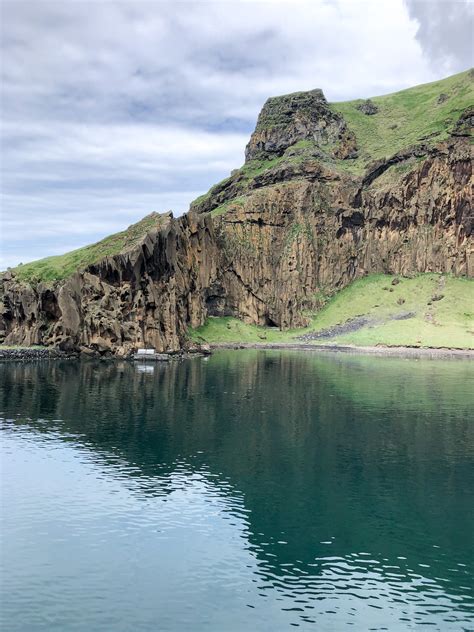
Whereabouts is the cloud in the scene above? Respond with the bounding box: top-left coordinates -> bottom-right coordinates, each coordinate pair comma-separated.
0,190 -> 200,271
0,0 -> 469,268
0,121 -> 246,269
404,0 -> 473,73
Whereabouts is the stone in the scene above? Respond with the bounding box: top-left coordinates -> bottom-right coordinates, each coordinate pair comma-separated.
79,346 -> 97,356
451,106 -> 474,137
244,88 -> 354,161
357,99 -> 378,115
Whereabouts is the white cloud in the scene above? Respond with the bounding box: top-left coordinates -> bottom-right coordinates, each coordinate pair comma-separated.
404,0 -> 473,75
0,0 -> 468,268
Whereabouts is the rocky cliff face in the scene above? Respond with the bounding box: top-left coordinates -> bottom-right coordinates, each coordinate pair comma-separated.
244,88 -> 357,161
1,78 -> 472,354
0,213 -> 221,355
206,135 -> 472,330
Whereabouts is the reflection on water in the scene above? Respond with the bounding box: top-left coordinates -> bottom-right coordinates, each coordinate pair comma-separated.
0,351 -> 473,631
135,362 -> 155,374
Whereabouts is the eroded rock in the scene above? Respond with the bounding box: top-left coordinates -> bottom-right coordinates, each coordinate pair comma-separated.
1,95 -> 472,355
357,99 -> 378,115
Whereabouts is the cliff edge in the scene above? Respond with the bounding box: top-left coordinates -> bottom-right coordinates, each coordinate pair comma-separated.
1,69 -> 473,354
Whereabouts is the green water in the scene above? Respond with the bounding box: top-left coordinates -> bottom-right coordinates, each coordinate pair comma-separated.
0,351 -> 473,631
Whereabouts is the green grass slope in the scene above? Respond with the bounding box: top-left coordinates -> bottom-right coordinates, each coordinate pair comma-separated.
191,68 -> 473,204
189,274 -> 474,349
12,212 -> 165,283
332,68 -> 473,173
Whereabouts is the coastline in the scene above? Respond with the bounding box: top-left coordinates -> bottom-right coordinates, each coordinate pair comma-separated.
0,347 -> 78,362
208,342 -> 474,359
0,343 -> 473,362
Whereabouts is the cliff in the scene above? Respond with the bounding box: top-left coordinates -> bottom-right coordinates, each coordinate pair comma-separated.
1,70 -> 473,354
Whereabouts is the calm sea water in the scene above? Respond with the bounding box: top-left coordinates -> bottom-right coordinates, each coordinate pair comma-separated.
0,351 -> 473,631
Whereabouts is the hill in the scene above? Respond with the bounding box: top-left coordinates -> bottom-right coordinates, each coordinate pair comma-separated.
13,212 -> 169,283
1,69 -> 472,354
190,68 -> 473,214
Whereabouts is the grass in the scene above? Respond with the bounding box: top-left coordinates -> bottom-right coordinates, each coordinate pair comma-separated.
193,68 -> 473,206
190,156 -> 283,212
189,317 -> 301,344
12,212 -> 164,283
332,68 -> 473,174
11,71 -> 473,283
189,274 -> 474,349
307,274 -> 474,348
210,195 -> 247,217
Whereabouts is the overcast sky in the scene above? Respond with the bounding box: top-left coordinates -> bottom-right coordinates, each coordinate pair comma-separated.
0,0 -> 472,269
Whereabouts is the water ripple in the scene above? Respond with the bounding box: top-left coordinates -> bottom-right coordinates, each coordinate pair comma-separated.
1,353 -> 473,631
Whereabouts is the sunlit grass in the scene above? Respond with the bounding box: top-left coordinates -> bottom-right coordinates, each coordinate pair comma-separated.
12,213 -> 164,283
189,274 -> 474,349
332,68 -> 473,174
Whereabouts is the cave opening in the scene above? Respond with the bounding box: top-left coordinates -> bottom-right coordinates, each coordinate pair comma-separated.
265,315 -> 279,328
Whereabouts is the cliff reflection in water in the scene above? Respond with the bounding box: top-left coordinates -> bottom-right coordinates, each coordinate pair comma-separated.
1,351 -> 473,630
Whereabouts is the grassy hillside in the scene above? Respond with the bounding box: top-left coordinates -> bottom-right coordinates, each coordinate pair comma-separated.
12,212 -> 165,283
189,274 -> 474,349
10,70 -> 472,284
191,68 -> 473,204
332,68 -> 473,174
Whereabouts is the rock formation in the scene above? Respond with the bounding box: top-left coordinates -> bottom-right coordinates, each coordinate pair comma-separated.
1,72 -> 472,354
244,88 -> 357,161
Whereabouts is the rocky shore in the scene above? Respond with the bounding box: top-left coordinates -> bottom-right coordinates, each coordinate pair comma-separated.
0,347 -> 78,361
0,343 -> 472,362
0,344 -> 212,362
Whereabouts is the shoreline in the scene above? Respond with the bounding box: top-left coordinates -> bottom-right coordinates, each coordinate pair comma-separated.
0,343 -> 473,362
208,342 -> 474,359
0,347 -> 78,362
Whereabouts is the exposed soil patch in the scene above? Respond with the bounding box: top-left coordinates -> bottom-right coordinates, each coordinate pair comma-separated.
298,311 -> 416,341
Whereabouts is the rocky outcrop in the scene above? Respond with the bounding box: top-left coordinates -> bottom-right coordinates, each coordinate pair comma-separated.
1,86 -> 472,354
452,105 -> 474,137
357,99 -> 378,115
1,213 -> 222,354
245,89 -> 357,161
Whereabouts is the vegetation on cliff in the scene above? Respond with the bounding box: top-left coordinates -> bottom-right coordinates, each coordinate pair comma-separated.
1,69 -> 472,353
13,212 -> 167,283
332,69 -> 474,174
190,68 -> 473,213
189,274 -> 474,349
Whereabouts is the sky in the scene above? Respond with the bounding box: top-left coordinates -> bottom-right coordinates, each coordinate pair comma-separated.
0,0 -> 472,269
